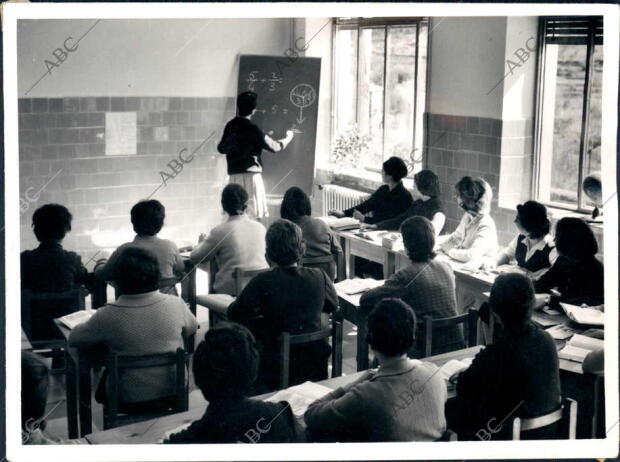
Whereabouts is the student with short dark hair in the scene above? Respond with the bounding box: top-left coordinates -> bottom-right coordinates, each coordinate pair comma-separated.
304,298 -> 447,442
21,204 -> 90,340
95,200 -> 185,289
190,184 -> 268,296
70,247 -> 198,411
534,217 -> 603,306
227,219 -> 338,392
447,273 -> 561,440
370,169 -> 446,234
438,176 -> 498,265
329,156 -> 413,224
280,187 -> 342,280
360,217 -> 463,355
218,91 -> 295,219
164,323 -> 296,443
490,201 -> 556,275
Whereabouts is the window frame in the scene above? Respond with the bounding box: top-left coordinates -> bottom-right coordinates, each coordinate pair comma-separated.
532,16 -> 603,213
331,17 -> 428,177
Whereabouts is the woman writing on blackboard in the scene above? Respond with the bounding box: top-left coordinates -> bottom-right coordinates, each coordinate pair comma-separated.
218,91 -> 295,220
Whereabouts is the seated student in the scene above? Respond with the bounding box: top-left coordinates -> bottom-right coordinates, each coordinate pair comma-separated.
446,273 -> 561,440
164,323 -> 296,444
95,200 -> 185,291
360,217 -> 463,355
21,204 -> 89,340
304,298 -> 447,442
367,169 -> 445,234
227,219 -> 338,393
534,217 -> 604,306
329,156 -> 413,225
190,184 -> 268,296
70,247 -> 198,412
487,201 -> 556,275
280,186 -> 342,280
438,176 -> 498,265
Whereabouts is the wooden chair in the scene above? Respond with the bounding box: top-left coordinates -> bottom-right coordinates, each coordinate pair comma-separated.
278,319 -> 343,389
103,348 -> 189,430
510,398 -> 577,440
301,254 -> 338,281
232,267 -> 269,296
422,309 -> 479,357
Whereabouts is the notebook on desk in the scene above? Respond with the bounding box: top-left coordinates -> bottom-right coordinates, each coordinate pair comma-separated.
265,381 -> 333,417
317,216 -> 360,231
57,310 -> 95,330
558,334 -> 603,363
560,303 -> 604,326
335,278 -> 384,295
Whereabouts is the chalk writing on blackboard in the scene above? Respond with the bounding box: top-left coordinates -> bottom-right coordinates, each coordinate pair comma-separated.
289,83 -> 317,125
246,70 -> 283,92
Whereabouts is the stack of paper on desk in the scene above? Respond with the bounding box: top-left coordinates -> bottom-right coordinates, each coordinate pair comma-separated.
558,334 -> 603,363
335,278 -> 384,295
560,303 -> 604,326
317,216 -> 360,231
57,310 -> 95,330
266,381 -> 333,417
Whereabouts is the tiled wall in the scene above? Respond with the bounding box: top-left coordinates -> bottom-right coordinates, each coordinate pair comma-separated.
18,96 -> 235,261
424,112 -> 533,246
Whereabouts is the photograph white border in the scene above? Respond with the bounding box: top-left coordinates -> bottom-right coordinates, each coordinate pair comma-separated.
4,2 -> 619,461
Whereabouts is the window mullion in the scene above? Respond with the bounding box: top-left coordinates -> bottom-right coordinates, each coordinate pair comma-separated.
382,25 -> 389,161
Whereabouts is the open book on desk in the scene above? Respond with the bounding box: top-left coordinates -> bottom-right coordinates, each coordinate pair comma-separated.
317,216 -> 360,231
265,381 -> 333,417
558,334 -> 603,363
57,309 -> 95,330
335,278 -> 384,295
560,303 -> 604,326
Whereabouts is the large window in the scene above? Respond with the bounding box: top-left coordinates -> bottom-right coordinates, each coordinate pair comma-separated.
535,16 -> 603,211
333,18 -> 428,176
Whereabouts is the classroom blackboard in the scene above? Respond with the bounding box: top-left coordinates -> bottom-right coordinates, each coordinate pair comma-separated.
237,54 -> 321,196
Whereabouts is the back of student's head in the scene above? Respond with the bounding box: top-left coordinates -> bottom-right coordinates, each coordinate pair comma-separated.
382,156 -> 409,183
32,203 -> 72,243
455,176 -> 492,215
221,184 -> 249,216
516,201 -> 550,239
401,216 -> 436,262
367,299 -> 416,357
237,91 -> 258,117
280,187 -> 311,222
490,273 -> 534,328
554,217 -> 598,261
22,351 -> 49,431
414,169 -> 441,198
266,219 -> 304,266
114,247 -> 161,295
130,200 -> 165,236
193,322 -> 259,402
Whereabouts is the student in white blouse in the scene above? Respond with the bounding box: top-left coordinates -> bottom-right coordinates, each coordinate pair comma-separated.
438,176 -> 498,266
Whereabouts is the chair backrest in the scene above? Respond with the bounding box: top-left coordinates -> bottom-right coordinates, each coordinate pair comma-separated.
21,288 -> 84,341
511,398 -> 577,440
158,276 -> 182,295
301,254 -> 337,281
423,308 -> 479,357
278,318 -> 343,389
232,267 -> 269,296
104,347 -> 188,430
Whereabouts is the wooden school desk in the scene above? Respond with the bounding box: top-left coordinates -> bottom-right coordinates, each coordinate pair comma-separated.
83,347 -> 482,444
338,230 -> 398,279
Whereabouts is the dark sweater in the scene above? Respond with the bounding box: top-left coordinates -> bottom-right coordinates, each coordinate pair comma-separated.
449,323 -> 561,440
534,255 -> 604,306
164,398 -> 296,444
344,183 -> 413,225
374,197 -> 443,231
227,266 -> 338,391
217,117 -> 274,175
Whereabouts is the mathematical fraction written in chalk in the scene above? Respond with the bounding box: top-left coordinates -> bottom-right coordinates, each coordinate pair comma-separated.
246,71 -> 283,92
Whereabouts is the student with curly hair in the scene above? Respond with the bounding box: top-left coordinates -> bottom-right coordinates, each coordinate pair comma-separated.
164,323 -> 296,443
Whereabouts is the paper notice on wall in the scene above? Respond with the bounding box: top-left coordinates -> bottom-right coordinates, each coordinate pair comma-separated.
105,112 -> 137,155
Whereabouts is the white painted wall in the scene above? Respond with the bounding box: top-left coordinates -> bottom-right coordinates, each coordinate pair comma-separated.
17,18 -> 292,97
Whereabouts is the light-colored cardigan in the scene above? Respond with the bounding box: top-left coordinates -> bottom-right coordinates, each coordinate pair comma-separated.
304,360 -> 447,442
440,212 -> 498,263
68,291 -> 198,403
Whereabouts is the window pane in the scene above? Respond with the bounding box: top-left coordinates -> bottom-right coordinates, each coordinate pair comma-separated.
358,27 -> 386,169
385,26 -> 416,166
582,44 -> 603,208
538,44 -> 587,207
335,26 -> 358,134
